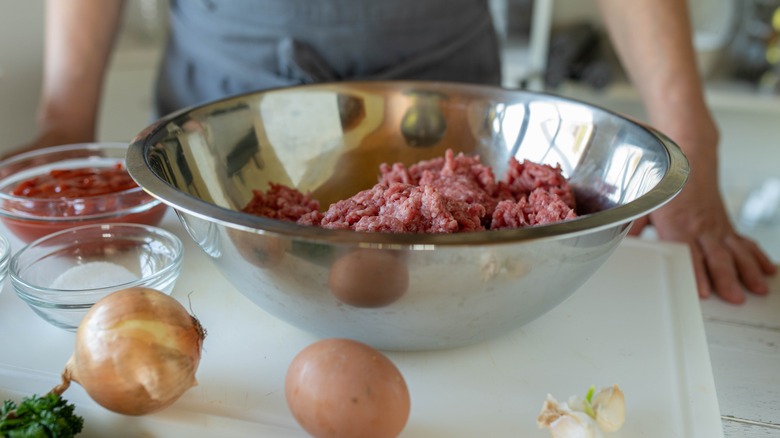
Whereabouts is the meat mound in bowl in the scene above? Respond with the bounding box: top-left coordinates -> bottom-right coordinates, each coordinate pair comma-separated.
243,149 -> 577,232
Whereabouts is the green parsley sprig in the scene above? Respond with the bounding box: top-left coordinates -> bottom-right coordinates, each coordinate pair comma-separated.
0,392 -> 83,438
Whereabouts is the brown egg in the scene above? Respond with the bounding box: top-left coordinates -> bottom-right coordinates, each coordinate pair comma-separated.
327,248 -> 409,308
227,227 -> 289,268
285,338 -> 411,438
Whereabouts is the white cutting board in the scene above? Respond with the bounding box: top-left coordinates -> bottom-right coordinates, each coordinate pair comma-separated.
0,213 -> 722,437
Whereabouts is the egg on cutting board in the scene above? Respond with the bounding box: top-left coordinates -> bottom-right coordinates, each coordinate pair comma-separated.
285,338 -> 411,438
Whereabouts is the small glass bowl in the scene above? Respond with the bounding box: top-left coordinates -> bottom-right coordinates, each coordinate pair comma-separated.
0,232 -> 9,285
0,143 -> 168,243
9,223 -> 183,331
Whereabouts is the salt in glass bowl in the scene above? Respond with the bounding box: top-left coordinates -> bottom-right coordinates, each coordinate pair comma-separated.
9,223 -> 183,331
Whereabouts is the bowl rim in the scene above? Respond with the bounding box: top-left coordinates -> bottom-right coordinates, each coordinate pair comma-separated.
0,143 -> 162,223
127,80 -> 690,247
0,231 -> 9,257
9,222 -> 183,300
0,231 -> 10,273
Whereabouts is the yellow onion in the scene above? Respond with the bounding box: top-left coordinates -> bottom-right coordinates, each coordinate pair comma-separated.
53,287 -> 206,416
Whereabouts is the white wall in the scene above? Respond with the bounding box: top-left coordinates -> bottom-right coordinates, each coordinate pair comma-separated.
0,0 -> 45,153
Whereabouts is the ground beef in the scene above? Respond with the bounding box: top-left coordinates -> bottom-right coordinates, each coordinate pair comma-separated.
379,149 -> 498,194
242,183 -> 320,222
242,150 -> 578,232
491,188 -> 578,229
500,157 -> 576,208
320,183 -> 484,233
379,149 -> 500,228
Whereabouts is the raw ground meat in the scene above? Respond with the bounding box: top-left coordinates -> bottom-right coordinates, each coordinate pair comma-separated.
320,183 -> 484,233
500,157 -> 576,208
491,188 -> 578,229
242,183 -> 320,222
242,150 -> 577,233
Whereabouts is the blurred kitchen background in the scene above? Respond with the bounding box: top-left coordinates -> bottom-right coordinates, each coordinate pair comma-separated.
0,0 -> 777,258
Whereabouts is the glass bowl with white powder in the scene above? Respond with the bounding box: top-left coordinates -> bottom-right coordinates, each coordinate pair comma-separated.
9,223 -> 183,331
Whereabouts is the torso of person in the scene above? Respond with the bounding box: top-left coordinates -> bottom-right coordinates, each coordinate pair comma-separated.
155,0 -> 502,116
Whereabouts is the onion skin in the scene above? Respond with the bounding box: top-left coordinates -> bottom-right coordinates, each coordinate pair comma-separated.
66,287 -> 205,416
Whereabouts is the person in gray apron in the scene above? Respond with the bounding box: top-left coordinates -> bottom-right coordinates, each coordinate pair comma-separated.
155,0 -> 501,117
12,0 -> 779,305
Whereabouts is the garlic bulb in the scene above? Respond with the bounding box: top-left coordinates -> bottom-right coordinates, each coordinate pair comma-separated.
538,385 -> 625,437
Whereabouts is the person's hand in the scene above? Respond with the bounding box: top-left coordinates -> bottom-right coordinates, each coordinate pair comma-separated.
628,139 -> 777,304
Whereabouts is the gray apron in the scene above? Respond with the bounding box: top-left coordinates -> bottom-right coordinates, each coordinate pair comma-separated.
154,0 -> 502,117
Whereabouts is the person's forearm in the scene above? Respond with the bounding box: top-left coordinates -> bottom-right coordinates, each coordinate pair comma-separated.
595,0 -> 717,149
37,0 -> 126,139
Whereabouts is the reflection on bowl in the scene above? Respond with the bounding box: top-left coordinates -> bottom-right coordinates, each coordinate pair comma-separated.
127,81 -> 689,350
327,248 -> 409,308
10,223 -> 183,331
0,143 -> 167,243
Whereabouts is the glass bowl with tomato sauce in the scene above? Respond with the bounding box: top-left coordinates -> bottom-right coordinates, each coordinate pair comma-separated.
0,143 -> 167,243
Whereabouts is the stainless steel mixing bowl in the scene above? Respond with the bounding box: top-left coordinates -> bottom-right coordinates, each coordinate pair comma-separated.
127,81 -> 688,350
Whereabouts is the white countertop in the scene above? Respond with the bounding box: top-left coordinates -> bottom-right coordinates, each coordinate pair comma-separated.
700,272 -> 780,436
0,212 -> 726,437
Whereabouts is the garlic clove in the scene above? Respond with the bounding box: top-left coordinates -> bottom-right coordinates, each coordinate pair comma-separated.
538,395 -> 604,438
592,384 -> 626,432
549,412 -> 603,438
566,394 -> 587,413
538,395 -> 567,428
